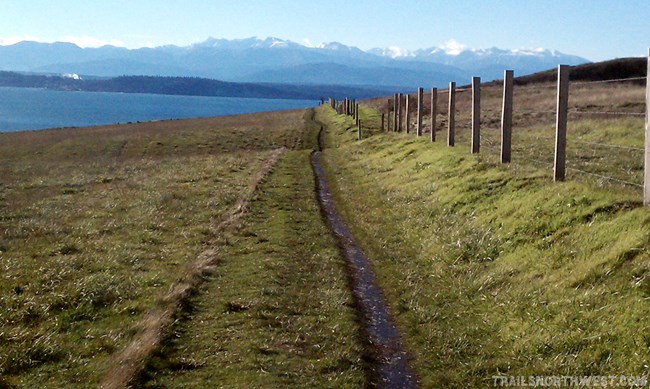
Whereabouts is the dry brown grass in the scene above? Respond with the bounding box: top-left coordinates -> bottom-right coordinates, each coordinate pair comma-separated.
0,109 -> 307,387
365,79 -> 645,132
0,108 -> 307,162
362,78 -> 645,188
99,148 -> 286,389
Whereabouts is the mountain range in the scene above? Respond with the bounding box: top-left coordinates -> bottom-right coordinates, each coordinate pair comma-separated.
0,37 -> 590,89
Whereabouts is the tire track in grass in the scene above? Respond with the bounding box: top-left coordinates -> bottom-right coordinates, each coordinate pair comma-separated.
141,148 -> 366,387
311,126 -> 418,388
99,147 -> 286,389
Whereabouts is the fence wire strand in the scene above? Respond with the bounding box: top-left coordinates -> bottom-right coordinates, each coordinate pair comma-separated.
569,110 -> 645,117
460,139 -> 643,187
571,76 -> 647,86
517,110 -> 557,114
371,69 -> 648,193
566,166 -> 643,188
571,140 -> 644,152
518,156 -> 554,168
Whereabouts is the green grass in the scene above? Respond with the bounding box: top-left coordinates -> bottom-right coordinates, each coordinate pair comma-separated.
316,103 -> 650,387
2,76 -> 648,387
0,110 -> 331,387
1,153 -> 267,386
141,149 -> 365,388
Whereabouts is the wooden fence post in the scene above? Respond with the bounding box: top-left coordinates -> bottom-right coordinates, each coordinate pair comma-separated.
393,93 -> 399,131
381,113 -> 385,132
397,93 -> 404,132
386,105 -> 393,132
501,70 -> 514,163
554,65 -> 570,182
431,88 -> 437,142
395,93 -> 399,132
406,94 -> 411,133
448,82 -> 456,147
471,76 -> 481,154
386,97 -> 391,132
358,120 -> 362,140
417,87 -> 423,136
643,49 -> 650,207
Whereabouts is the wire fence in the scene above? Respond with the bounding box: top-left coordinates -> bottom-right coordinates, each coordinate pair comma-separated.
562,77 -> 646,188
330,64 -> 649,201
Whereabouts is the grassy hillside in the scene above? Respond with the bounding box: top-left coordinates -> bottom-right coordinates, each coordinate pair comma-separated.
316,72 -> 649,386
513,57 -> 646,85
0,110 -> 365,387
1,57 -> 648,388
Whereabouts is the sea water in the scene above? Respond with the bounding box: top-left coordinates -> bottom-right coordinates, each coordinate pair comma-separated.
0,86 -> 316,132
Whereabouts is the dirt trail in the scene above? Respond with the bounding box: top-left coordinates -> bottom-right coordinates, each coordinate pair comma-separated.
311,126 -> 417,388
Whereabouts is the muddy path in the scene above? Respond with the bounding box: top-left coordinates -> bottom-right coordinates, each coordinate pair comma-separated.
311,126 -> 418,388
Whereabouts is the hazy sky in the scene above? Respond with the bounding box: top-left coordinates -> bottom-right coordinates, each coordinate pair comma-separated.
1,0 -> 648,61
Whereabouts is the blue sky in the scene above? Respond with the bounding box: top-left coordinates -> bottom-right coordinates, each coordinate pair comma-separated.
0,0 -> 648,61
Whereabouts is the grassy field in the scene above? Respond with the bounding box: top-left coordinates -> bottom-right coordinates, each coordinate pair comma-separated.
0,109 -> 364,387
365,80 -> 646,187
2,71 -> 649,388
317,77 -> 650,387
141,148 -> 365,388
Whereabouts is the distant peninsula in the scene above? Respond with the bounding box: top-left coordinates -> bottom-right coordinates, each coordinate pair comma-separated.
0,71 -> 392,101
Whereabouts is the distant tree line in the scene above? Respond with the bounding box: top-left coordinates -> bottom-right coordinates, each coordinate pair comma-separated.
0,71 -> 389,101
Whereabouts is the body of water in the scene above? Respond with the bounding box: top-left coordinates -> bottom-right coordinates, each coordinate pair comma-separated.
0,86 -> 316,132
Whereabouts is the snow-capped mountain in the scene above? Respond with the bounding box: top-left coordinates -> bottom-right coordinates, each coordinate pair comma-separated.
192,36 -> 304,50
0,37 -> 590,88
367,46 -> 416,59
371,43 -> 588,75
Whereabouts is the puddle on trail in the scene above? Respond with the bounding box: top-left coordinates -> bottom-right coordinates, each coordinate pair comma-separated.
311,150 -> 418,388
